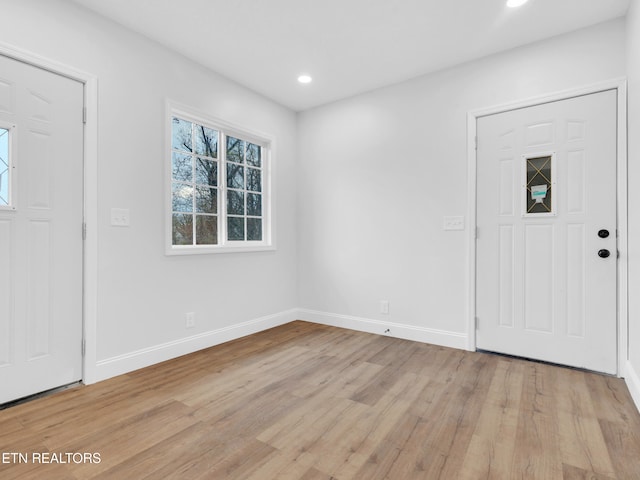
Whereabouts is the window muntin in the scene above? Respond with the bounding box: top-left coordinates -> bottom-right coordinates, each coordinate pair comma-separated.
225,136 -> 264,242
171,117 -> 219,246
168,108 -> 271,253
0,125 -> 14,210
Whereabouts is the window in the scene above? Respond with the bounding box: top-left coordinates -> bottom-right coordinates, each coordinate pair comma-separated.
0,124 -> 14,210
522,152 -> 556,217
167,105 -> 272,254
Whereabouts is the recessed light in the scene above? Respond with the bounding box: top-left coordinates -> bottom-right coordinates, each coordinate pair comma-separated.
507,0 -> 528,7
297,75 -> 312,84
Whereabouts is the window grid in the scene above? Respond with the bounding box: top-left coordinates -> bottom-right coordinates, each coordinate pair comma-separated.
171,118 -> 219,246
169,112 -> 268,251
225,135 -> 263,242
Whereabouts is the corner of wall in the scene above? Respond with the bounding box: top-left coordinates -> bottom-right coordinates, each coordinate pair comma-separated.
297,309 -> 468,350
91,309 -> 298,383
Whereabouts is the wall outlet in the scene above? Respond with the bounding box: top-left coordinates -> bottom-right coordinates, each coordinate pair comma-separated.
185,312 -> 195,329
380,300 -> 390,315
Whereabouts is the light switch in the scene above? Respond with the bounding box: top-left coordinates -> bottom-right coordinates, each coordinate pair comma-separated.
111,208 -> 130,227
443,216 -> 464,231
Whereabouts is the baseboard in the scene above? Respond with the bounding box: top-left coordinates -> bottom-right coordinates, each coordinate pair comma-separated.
297,309 -> 468,350
625,361 -> 640,415
93,309 -> 298,383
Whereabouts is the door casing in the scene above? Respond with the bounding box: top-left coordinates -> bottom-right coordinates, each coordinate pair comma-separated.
467,78 -> 628,377
0,41 -> 99,385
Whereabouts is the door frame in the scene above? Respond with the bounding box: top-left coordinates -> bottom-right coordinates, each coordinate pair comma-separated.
0,41 -> 99,385
466,78 -> 628,377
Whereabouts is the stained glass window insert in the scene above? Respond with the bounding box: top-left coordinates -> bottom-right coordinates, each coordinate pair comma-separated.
0,128 -> 9,207
526,155 -> 552,214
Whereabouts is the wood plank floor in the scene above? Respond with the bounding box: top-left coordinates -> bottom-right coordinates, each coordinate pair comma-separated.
1,321 -> 639,479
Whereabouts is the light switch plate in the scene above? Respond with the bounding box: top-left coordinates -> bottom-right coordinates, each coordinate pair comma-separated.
443,216 -> 464,231
111,208 -> 130,227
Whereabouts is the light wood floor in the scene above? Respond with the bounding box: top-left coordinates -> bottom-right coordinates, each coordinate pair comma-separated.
1,321 -> 639,479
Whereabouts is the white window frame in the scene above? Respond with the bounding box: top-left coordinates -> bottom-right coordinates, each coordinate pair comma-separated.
0,122 -> 16,211
165,101 -> 274,255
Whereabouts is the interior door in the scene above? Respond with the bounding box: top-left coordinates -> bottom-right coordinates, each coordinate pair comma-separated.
0,54 -> 84,404
476,90 -> 617,374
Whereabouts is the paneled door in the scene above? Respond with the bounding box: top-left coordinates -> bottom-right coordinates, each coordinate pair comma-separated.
476,90 -> 617,374
0,54 -> 84,404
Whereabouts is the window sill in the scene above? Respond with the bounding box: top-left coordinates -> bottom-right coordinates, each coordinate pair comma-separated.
165,244 -> 275,256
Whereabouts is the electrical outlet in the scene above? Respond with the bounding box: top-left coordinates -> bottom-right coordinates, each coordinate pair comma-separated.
185,312 -> 195,329
380,300 -> 389,315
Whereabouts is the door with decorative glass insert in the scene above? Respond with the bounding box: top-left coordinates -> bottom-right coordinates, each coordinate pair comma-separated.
475,90 -> 617,374
0,54 -> 84,403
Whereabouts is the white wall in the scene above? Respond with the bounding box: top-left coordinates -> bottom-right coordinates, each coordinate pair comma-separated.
0,0 -> 298,380
297,19 -> 627,346
626,2 -> 640,407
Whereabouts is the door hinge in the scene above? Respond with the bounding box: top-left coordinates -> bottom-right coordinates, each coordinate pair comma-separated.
81,339 -> 86,356
82,222 -> 87,240
474,136 -> 478,150
475,317 -> 479,330
475,227 -> 479,239
82,107 -> 87,124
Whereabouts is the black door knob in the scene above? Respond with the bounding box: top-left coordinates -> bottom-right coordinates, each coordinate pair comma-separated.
598,249 -> 611,258
598,229 -> 610,238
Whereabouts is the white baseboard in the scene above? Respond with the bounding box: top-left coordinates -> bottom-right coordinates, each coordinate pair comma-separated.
92,309 -> 298,383
625,361 -> 640,415
297,309 -> 468,350
93,308 -> 468,383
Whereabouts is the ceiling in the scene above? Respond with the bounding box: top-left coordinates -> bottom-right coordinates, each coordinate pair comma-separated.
68,0 -> 629,111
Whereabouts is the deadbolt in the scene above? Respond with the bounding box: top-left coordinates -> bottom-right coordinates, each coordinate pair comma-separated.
598,249 -> 611,258
598,229 -> 610,238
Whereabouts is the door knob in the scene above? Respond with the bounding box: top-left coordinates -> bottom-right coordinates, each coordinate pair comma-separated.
598,229 -> 610,238
598,249 -> 611,258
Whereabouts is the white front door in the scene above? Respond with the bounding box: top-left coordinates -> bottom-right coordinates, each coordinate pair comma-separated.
0,54 -> 84,404
476,90 -> 617,374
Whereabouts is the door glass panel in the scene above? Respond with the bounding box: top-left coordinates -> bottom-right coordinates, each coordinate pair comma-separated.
0,128 -> 9,207
526,155 -> 552,214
